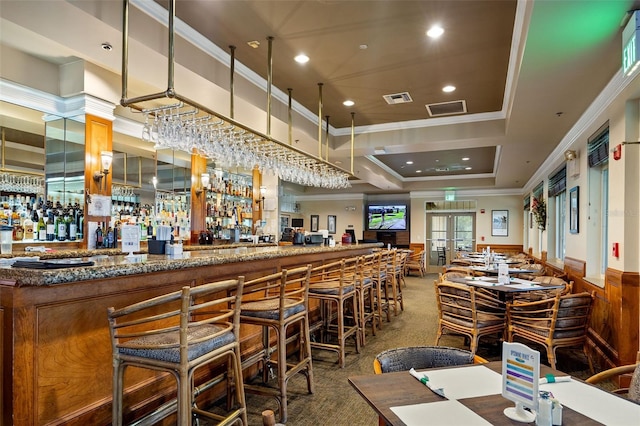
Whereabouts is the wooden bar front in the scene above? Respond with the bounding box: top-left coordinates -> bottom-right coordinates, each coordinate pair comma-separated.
0,244 -> 377,425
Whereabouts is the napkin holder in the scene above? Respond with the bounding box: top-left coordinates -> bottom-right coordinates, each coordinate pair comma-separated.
148,238 -> 166,255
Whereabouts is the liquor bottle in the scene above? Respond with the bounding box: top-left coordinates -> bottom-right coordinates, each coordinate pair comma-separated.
76,210 -> 84,240
46,210 -> 55,241
23,212 -> 34,240
96,222 -> 104,248
147,219 -> 154,239
68,212 -> 76,241
38,214 -> 47,241
106,226 -> 114,248
56,210 -> 67,241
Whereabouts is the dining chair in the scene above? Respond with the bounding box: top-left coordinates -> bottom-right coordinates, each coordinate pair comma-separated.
239,265 -> 314,424
434,280 -> 506,356
309,257 -> 361,368
108,278 -> 247,426
373,346 -> 486,374
437,246 -> 447,265
439,271 -> 468,281
506,291 -> 594,370
518,263 -> 546,280
586,351 -> 640,403
405,249 -> 426,277
511,276 -> 573,302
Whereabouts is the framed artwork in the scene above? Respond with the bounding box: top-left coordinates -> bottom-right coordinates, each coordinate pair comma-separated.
569,186 -> 579,234
310,215 -> 319,232
327,215 -> 337,234
491,210 -> 509,237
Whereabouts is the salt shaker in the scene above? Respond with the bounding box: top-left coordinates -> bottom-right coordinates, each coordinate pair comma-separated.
536,391 -> 552,426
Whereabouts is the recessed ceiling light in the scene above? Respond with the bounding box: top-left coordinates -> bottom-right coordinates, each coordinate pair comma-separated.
343,100 -> 355,107
294,54 -> 309,64
247,40 -> 260,49
442,85 -> 456,93
406,161 -> 413,165
416,170 -> 422,173
359,44 -> 368,50
462,157 -> 470,161
465,167 -> 472,170
426,25 -> 444,38
101,42 -> 113,51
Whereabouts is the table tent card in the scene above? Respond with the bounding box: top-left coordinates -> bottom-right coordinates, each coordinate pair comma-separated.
498,262 -> 510,285
502,342 -> 540,422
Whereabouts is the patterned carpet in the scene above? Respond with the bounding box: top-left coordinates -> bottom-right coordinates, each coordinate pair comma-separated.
208,273 -> 596,425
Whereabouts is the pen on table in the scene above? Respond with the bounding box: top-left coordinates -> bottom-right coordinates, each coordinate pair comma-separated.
409,368 -> 446,398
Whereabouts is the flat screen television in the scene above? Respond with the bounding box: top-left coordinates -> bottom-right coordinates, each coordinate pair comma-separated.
291,218 -> 304,228
366,204 -> 408,230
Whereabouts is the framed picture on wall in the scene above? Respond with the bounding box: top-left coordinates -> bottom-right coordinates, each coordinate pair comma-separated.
310,215 -> 319,232
569,186 -> 579,234
327,215 -> 337,234
491,210 -> 508,236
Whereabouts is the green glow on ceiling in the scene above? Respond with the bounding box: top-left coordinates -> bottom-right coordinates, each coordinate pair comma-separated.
525,0 -> 633,59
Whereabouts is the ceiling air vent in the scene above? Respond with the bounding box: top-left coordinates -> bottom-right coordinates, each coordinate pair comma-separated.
426,100 -> 467,117
383,92 -> 413,105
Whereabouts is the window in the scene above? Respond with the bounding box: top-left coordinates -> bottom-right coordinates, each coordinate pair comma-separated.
586,124 -> 609,282
548,166 -> 567,261
553,191 -> 566,261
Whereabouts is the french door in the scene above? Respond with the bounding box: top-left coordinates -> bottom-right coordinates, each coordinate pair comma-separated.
425,213 -> 476,272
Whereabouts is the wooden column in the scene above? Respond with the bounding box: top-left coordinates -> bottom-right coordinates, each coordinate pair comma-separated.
83,114 -> 113,249
252,167 -> 262,229
190,154 -> 207,243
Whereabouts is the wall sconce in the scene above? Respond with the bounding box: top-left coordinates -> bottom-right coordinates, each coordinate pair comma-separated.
195,173 -> 210,196
564,150 -> 577,161
152,176 -> 158,189
93,150 -> 113,191
256,186 -> 266,209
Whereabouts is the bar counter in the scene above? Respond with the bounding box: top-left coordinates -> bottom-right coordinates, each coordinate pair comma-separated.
0,243 -> 380,425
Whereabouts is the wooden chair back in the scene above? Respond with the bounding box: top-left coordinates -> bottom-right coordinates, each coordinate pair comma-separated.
108,278 -> 245,363
242,265 -> 312,318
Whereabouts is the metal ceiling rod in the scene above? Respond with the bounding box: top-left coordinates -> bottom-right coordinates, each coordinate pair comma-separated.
350,112 -> 355,174
229,45 -> 236,119
325,115 -> 330,162
318,83 -> 323,158
266,36 -> 274,136
287,88 -> 293,145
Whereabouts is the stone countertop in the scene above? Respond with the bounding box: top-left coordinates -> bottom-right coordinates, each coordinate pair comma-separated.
0,241 -> 278,260
0,243 -> 381,287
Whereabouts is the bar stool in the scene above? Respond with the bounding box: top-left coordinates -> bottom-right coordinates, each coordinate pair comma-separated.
384,249 -> 404,316
108,278 -> 247,426
356,253 -> 378,346
309,257 -> 361,368
239,265 -> 314,424
371,250 -> 391,326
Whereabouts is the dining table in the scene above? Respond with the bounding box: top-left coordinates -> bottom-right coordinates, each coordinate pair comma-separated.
445,275 -> 564,302
348,361 -> 640,426
468,265 -> 537,275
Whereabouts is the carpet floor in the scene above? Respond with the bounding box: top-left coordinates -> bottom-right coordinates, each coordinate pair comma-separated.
208,273 -> 596,425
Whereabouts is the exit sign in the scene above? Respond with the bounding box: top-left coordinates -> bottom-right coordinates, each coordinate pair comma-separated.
623,11 -> 640,76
